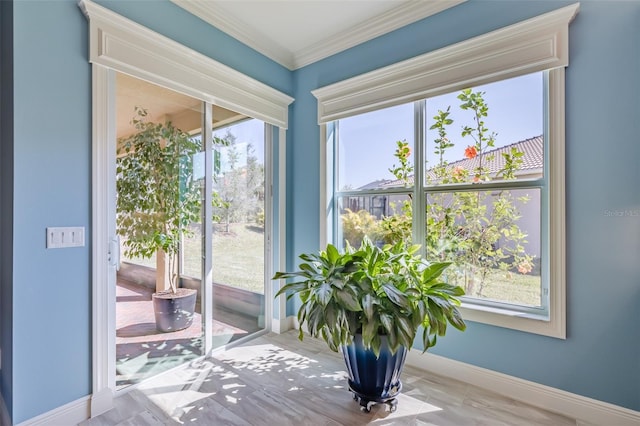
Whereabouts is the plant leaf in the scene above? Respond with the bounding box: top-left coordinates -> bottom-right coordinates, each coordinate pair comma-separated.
422,262 -> 452,283
382,283 -> 409,308
336,288 -> 361,311
362,294 -> 374,319
315,282 -> 333,306
326,244 -> 340,264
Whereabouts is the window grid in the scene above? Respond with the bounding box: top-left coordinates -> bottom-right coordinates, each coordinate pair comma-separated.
332,84 -> 549,316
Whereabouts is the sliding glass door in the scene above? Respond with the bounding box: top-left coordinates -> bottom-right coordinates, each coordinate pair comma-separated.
114,72 -> 268,388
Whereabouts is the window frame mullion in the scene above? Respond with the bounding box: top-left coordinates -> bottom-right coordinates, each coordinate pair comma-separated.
413,100 -> 426,257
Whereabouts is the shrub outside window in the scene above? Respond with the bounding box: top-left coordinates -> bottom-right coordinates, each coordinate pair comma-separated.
334,73 -> 545,312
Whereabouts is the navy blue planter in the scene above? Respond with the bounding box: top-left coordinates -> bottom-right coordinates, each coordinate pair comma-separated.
341,334 -> 407,412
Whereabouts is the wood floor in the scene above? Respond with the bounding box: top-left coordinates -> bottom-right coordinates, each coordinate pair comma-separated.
82,331 -> 592,426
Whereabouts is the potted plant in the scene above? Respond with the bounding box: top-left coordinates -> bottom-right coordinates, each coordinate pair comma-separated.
274,237 -> 466,412
116,107 -> 202,332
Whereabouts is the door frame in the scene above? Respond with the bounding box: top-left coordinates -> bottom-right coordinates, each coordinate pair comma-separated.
82,0 -> 293,417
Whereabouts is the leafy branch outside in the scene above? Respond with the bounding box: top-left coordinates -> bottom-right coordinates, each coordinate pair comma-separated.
341,89 -> 537,302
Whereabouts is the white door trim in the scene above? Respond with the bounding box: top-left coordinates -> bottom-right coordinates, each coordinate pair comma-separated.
81,0 -> 293,417
90,65 -> 116,418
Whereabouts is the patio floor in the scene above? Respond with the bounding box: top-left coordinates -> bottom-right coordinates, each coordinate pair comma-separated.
116,279 -> 262,388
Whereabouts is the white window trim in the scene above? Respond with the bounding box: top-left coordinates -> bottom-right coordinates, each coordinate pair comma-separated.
80,0 -> 293,418
314,4 -> 578,339
312,3 -> 578,124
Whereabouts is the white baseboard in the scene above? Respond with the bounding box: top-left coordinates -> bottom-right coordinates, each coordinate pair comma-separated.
17,395 -> 90,426
271,315 -> 295,334
89,388 -> 113,418
1,391 -> 11,426
405,349 -> 640,426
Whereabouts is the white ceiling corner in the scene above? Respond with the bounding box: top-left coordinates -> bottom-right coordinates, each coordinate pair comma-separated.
171,0 -> 466,70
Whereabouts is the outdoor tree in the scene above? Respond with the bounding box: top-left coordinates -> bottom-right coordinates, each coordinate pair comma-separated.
343,89 -> 535,298
116,107 -> 202,294
245,143 -> 266,226
424,89 -> 534,296
213,130 -> 265,232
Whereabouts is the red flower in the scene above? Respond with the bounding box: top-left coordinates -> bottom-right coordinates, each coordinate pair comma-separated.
464,145 -> 478,159
517,262 -> 533,275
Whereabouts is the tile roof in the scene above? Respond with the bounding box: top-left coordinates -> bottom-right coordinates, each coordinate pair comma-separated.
370,135 -> 543,189
444,135 -> 543,175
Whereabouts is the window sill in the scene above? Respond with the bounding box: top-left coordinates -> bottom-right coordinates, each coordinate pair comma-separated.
459,302 -> 565,339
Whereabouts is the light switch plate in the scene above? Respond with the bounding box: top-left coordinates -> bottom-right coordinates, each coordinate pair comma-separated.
46,227 -> 85,248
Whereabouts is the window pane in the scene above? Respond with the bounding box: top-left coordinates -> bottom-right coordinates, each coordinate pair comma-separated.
425,72 -> 544,185
337,194 -> 412,250
115,72 -> 204,388
212,119 -> 265,293
337,103 -> 414,191
211,118 -> 266,349
426,188 -> 541,307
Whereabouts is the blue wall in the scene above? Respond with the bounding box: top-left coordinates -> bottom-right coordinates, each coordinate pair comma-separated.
4,0 -> 292,423
2,0 -> 639,422
290,0 -> 640,412
11,1 -> 91,422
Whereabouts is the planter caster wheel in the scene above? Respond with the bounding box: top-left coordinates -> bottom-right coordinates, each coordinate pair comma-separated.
352,393 -> 374,412
386,398 -> 398,413
359,400 -> 374,413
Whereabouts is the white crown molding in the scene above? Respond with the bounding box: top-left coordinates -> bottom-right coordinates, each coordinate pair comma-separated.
293,0 -> 466,69
170,0 -> 296,69
312,3 -> 579,124
171,0 -> 465,70
17,395 -> 90,426
79,0 -> 294,129
405,349 -> 640,426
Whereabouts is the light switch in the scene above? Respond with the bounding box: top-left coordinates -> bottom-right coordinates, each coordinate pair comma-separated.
46,227 -> 85,249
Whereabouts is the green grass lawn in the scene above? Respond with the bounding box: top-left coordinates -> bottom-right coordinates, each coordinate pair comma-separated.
447,268 -> 541,306
124,225 -> 541,305
183,222 -> 265,294
122,222 -> 265,294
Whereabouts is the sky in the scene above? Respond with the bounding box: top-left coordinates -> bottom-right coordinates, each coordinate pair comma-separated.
338,72 -> 544,189
204,72 -> 544,189
213,117 -> 266,171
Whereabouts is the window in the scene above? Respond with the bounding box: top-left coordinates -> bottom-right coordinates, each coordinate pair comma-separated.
314,4 -> 579,337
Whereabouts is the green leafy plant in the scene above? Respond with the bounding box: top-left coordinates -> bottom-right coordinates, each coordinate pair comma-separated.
274,238 -> 466,356
116,107 -> 205,294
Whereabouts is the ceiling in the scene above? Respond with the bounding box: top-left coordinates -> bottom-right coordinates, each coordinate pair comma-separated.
117,73 -> 246,139
171,0 -> 465,70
